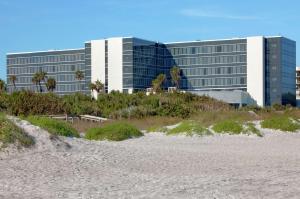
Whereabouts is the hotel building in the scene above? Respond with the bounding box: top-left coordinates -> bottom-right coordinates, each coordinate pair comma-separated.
6,36 -> 296,106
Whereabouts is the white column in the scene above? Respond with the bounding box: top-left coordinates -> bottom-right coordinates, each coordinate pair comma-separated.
247,36 -> 265,106
91,40 -> 106,99
108,38 -> 123,92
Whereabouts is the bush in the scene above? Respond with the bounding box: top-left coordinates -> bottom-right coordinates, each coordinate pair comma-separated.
85,122 -> 143,141
26,116 -> 80,137
261,116 -> 300,132
8,91 -> 64,116
0,114 -> 34,148
212,120 -> 243,134
0,92 -> 9,111
3,90 -> 231,119
97,91 -> 144,118
167,120 -> 211,136
62,93 -> 100,116
97,92 -> 231,119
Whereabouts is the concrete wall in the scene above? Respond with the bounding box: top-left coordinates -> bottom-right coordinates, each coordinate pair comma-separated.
108,38 -> 123,92
90,40 -> 106,98
247,36 -> 265,106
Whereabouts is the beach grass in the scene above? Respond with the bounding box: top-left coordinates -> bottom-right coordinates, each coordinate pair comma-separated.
212,120 -> 244,134
85,122 -> 143,141
261,115 -> 300,132
26,116 -> 80,137
0,114 -> 34,148
166,120 -> 212,136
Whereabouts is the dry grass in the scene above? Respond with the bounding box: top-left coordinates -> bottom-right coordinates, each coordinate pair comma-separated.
119,116 -> 182,131
70,116 -> 181,133
70,109 -> 300,134
190,111 -> 255,127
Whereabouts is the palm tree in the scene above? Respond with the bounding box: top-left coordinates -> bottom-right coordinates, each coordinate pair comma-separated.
32,71 -> 47,93
152,74 -> 166,93
170,66 -> 181,89
32,74 -> 40,92
46,78 -> 56,92
75,70 -> 84,92
89,80 -> 104,99
0,79 -> 6,92
40,71 -> 47,85
9,75 -> 17,92
94,80 -> 104,93
89,82 -> 96,92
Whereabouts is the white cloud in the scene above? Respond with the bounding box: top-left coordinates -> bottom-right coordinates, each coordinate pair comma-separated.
180,9 -> 259,20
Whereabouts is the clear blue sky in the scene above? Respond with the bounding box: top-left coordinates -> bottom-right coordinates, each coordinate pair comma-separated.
1,0 -> 299,80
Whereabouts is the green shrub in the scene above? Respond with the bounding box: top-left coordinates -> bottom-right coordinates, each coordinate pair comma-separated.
0,114 -> 34,148
4,90 -> 231,119
261,116 -> 300,132
85,122 -> 143,141
97,92 -> 230,119
8,91 -> 64,116
26,116 -> 79,137
212,120 -> 243,134
97,91 -> 144,118
243,122 -> 263,137
0,92 -> 9,111
62,93 -> 100,116
167,120 -> 211,136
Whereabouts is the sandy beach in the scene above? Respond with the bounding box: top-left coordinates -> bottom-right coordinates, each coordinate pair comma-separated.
1,118 -> 300,198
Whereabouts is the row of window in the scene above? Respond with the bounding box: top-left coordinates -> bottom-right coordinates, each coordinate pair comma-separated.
123,76 -> 247,88
127,43 -> 247,57
8,64 -> 85,75
183,77 -> 246,87
169,43 -> 247,56
173,55 -> 247,66
9,83 -> 86,92
181,66 -> 246,76
129,54 -> 247,67
7,73 -> 85,84
124,65 -> 246,77
7,53 -> 85,65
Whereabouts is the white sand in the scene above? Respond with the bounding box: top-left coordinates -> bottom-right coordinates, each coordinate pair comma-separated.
1,118 -> 300,198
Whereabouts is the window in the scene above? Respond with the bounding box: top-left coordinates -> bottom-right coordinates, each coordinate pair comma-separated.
190,47 -> 196,54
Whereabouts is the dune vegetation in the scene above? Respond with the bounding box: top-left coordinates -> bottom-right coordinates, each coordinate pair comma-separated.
166,120 -> 212,136
261,115 -> 300,132
85,122 -> 143,141
25,116 -> 80,138
0,90 -> 300,141
0,114 -> 34,148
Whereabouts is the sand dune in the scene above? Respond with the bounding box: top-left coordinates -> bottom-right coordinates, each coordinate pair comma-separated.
1,117 -> 300,198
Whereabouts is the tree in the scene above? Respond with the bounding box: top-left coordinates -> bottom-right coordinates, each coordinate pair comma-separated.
0,79 -> 6,92
40,71 -> 47,84
32,71 -> 47,93
75,70 -> 84,92
40,71 -> 47,93
152,74 -> 166,93
32,73 -> 40,92
94,80 -> 104,93
46,78 -> 56,92
89,82 -> 96,92
89,80 -> 104,98
170,66 -> 181,89
9,75 -> 17,92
